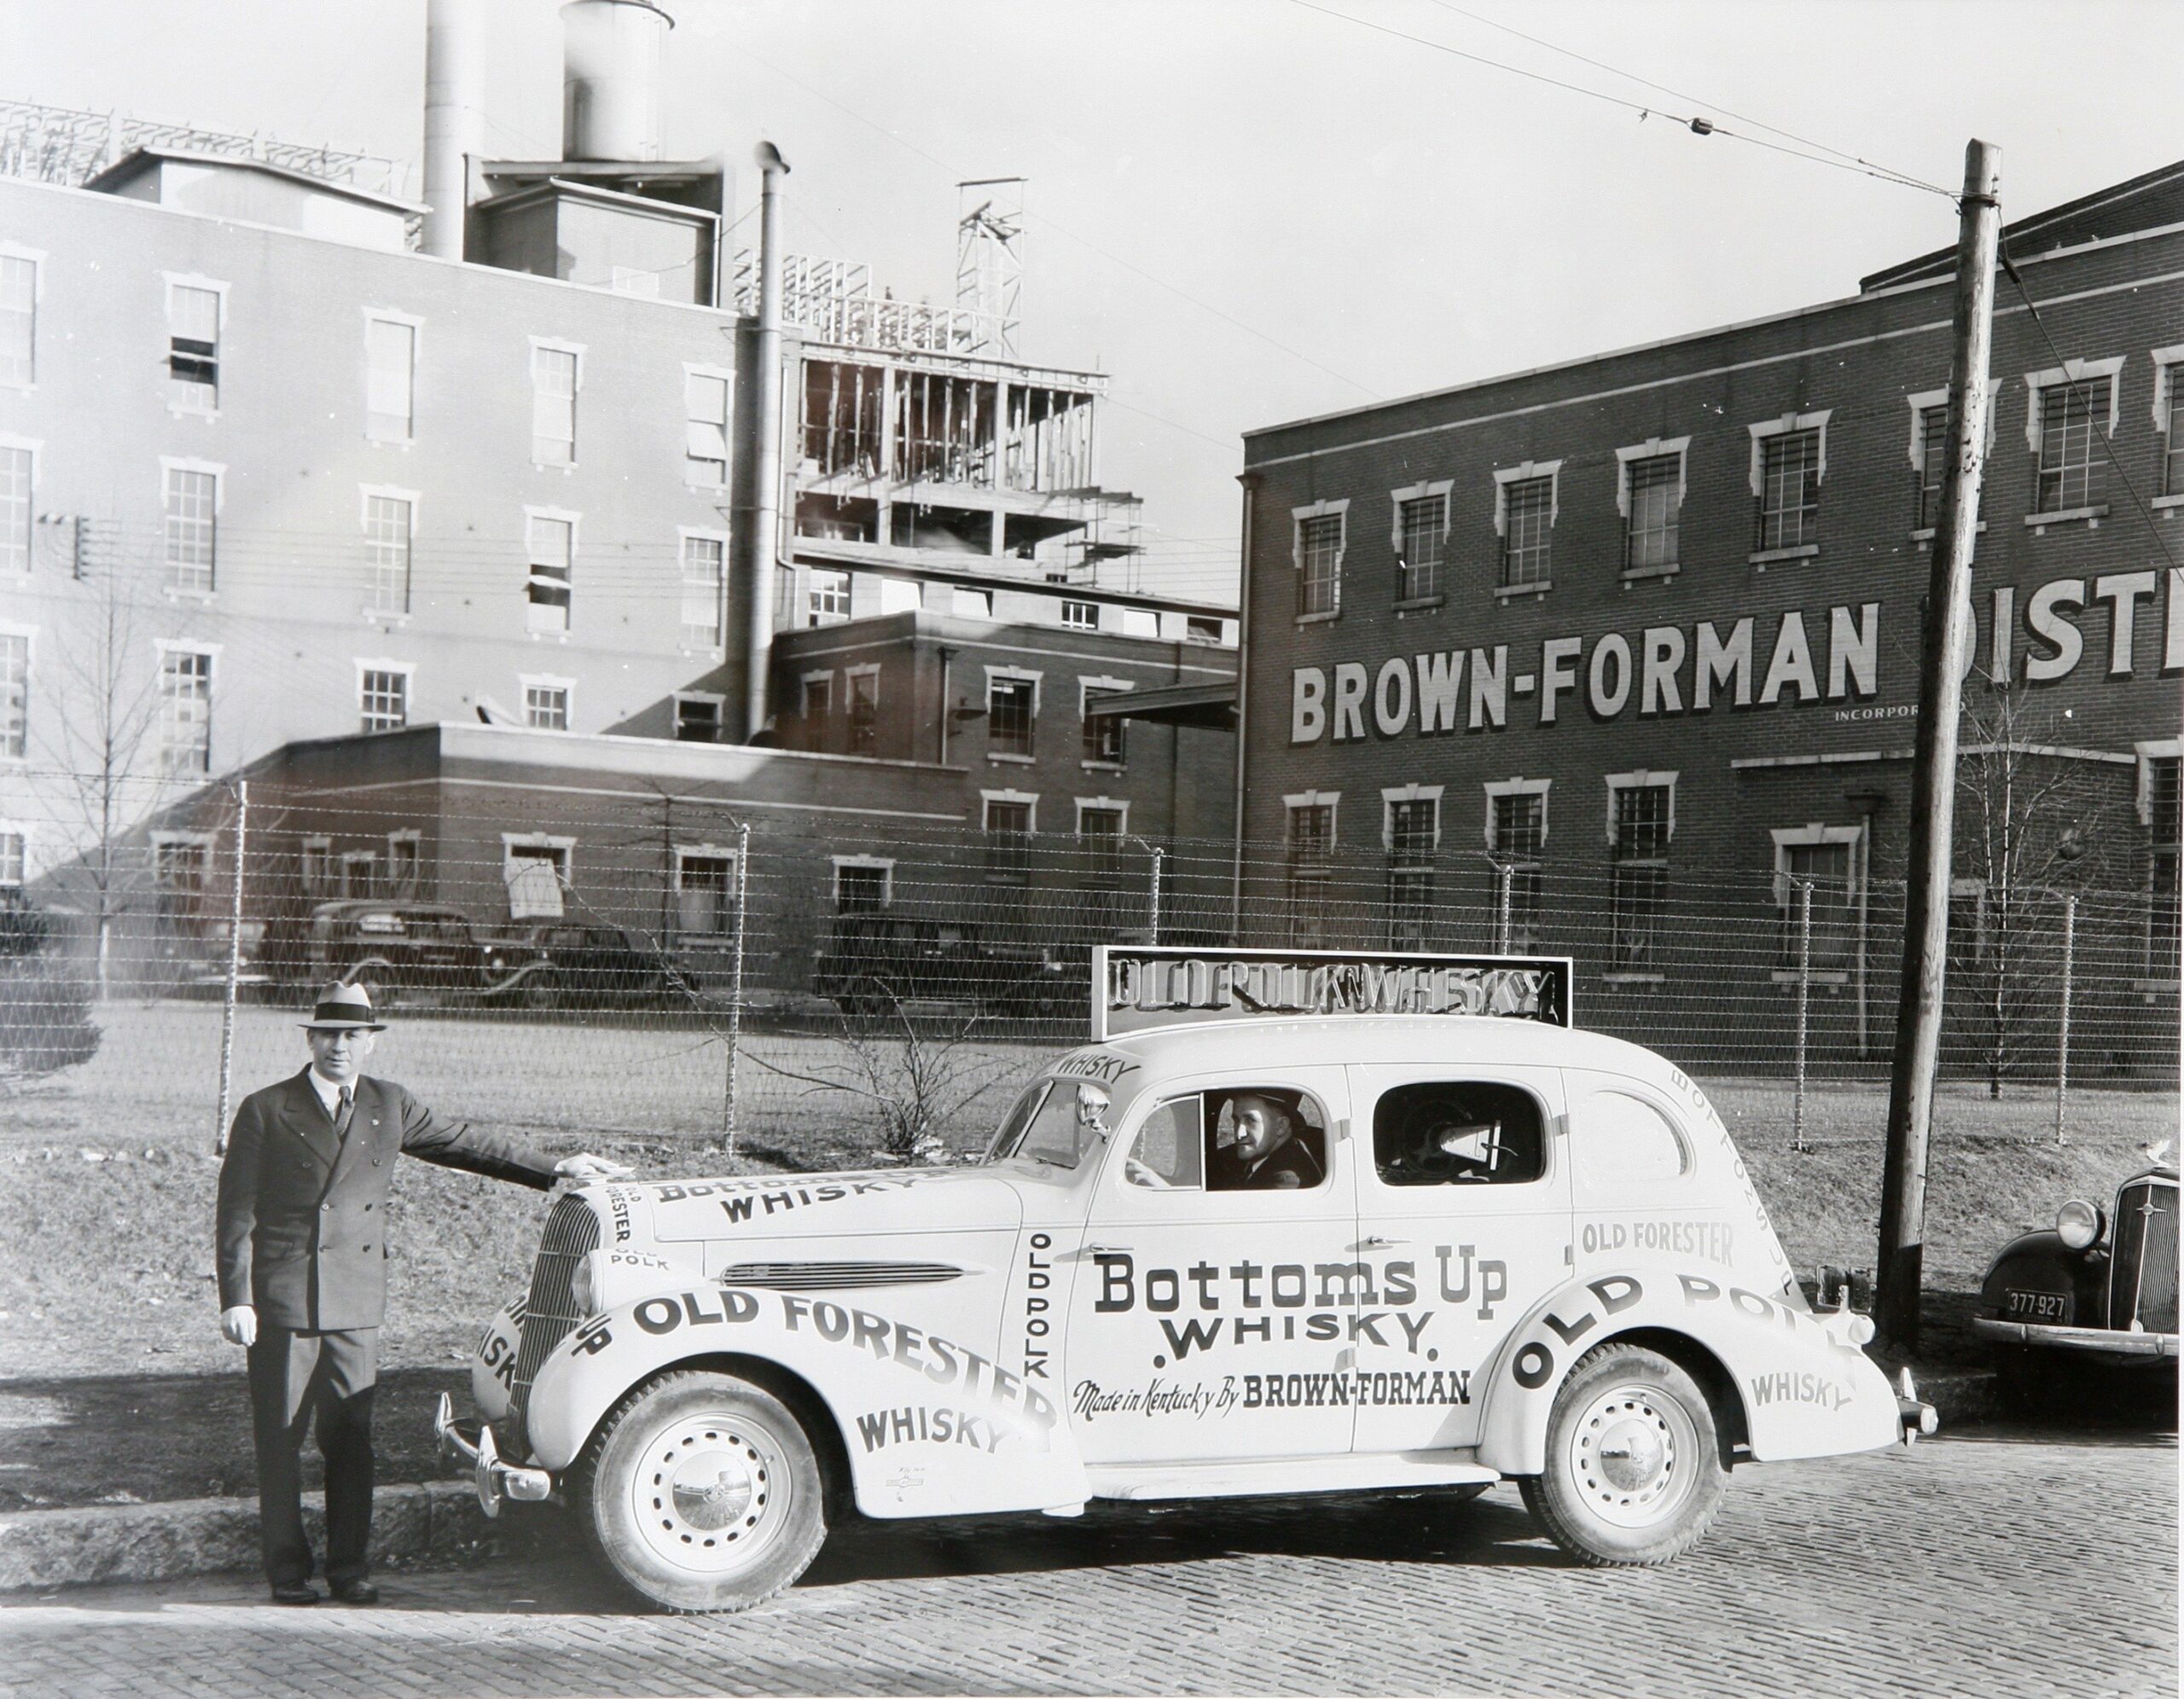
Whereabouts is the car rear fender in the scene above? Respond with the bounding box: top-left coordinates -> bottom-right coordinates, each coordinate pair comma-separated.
1472,1267 -> 1900,1476
523,1280 -> 1089,1519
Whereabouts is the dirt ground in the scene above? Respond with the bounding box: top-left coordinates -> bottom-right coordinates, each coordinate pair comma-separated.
0,1000 -> 2173,1511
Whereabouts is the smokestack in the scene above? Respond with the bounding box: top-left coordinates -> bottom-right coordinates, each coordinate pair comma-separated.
561,0 -> 673,163
421,0 -> 485,259
745,140 -> 790,742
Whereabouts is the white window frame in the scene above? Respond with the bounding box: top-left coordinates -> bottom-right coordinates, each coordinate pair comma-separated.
801,669 -> 834,718
1388,478 -> 1453,602
980,788 -> 1040,832
528,337 -> 584,469
523,504 -> 579,636
362,309 -> 422,445
672,690 -> 726,742
682,362 -> 734,489
153,639 -> 218,775
300,835 -> 334,898
358,483 -> 419,618
149,830 -> 216,909
1602,769 -> 1678,846
1291,497 -> 1349,623
160,456 -> 225,598
1491,461 -> 1562,534
0,619 -> 32,762
1482,777 -> 1550,850
830,854 -> 895,909
519,671 -> 575,731
1074,797 -> 1130,835
1614,438 -> 1687,577
2152,347 -> 2184,507
671,842 -> 740,938
0,245 -> 43,392
1746,410 -> 1833,495
0,820 -> 30,888
354,657 -> 415,733
161,272 -> 228,418
502,832 -> 576,916
1282,789 -> 1341,848
845,663 -> 880,753
1060,598 -> 1100,631
985,664 -> 1041,763
0,433 -> 36,578
1769,822 -> 1863,984
1377,783 -> 1443,853
807,566 -> 851,628
2136,739 -> 2184,826
2023,356 -> 2124,455
678,525 -> 729,651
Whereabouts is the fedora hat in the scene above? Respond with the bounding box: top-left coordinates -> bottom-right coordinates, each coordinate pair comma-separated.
301,980 -> 388,1032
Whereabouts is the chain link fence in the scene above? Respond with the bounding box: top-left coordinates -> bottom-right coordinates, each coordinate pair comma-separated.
2,767 -> 2175,1157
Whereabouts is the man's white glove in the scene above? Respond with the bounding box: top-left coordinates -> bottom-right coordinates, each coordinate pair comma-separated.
554,1153 -> 634,1183
220,1304 -> 258,1348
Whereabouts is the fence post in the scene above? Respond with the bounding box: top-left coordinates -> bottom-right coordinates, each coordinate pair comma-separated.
2055,891 -> 2076,1146
1496,861 -> 1513,954
213,780 -> 248,1155
722,819 -> 751,1157
1148,846 -> 1164,946
1793,876 -> 1813,1154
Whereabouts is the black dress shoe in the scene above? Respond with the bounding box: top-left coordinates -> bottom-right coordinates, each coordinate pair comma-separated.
270,1581 -> 319,1605
328,1579 -> 380,1605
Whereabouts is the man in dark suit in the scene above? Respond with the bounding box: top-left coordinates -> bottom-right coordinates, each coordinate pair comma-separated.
216,981 -> 629,1604
1207,1091 -> 1326,1191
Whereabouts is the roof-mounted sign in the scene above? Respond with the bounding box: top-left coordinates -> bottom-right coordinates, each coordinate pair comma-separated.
1092,945 -> 1573,1041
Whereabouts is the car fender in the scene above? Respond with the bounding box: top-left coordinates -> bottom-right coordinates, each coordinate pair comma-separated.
1472,1267 -> 1900,1476
523,1281 -> 1090,1519
1979,1229 -> 2102,1327
471,1294 -> 524,1424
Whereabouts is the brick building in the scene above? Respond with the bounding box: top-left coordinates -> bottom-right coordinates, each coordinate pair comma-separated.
1234,160 -> 2182,1072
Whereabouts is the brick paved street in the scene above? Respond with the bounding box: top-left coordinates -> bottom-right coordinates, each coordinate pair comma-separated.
3,1421 -> 2174,1698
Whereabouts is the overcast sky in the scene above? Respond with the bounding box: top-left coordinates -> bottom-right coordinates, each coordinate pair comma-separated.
8,0 -> 2179,606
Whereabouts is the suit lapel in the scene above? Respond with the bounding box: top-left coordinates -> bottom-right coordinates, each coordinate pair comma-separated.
322,1075 -> 386,1192
283,1069 -> 341,1171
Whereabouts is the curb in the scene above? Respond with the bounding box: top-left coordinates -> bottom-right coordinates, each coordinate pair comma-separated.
0,1480 -> 551,1594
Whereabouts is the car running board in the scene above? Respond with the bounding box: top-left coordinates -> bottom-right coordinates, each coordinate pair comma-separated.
1087,1450 -> 1498,1502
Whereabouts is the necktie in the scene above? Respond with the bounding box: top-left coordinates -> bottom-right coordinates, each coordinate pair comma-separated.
334,1086 -> 355,1142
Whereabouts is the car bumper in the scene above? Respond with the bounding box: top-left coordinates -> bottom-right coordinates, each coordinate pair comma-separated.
1971,1318 -> 2180,1357
433,1393 -> 555,1515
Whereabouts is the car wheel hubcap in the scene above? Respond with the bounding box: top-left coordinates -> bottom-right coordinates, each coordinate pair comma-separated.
630,1413 -> 792,1574
1566,1382 -> 1698,1530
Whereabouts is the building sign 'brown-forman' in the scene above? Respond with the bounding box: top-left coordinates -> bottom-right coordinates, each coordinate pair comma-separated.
1290,570 -> 2181,743
1093,946 -> 1573,1041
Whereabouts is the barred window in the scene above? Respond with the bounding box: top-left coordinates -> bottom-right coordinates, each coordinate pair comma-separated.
835,862 -> 890,912
365,318 -> 415,443
1298,513 -> 1342,617
359,669 -> 408,733
0,632 -> 25,758
2167,379 -> 2184,499
1914,403 -> 1949,531
1079,804 -> 1125,877
531,345 -> 578,466
167,284 -> 219,412
990,676 -> 1036,757
524,683 -> 569,731
1490,792 -> 1543,952
365,495 -> 412,614
0,255 -> 34,386
526,514 -> 572,634
1397,494 -> 1445,601
1501,476 -> 1553,589
1287,802 -> 1334,947
2151,756 -> 2180,977
2035,377 -> 2108,513
1386,797 -> 1437,949
1610,783 -> 1671,968
1624,455 -> 1681,572
159,649 -> 213,775
1757,429 -> 1821,550
1778,841 -> 1857,972
1082,688 -> 1125,765
685,370 -> 730,487
681,535 -> 724,647
165,467 -> 218,594
807,568 -> 851,627
0,445 -> 28,576
985,798 -> 1033,884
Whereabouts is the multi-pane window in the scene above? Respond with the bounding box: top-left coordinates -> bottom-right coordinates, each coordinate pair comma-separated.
674,695 -> 721,742
1914,403 -> 1949,531
807,568 -> 850,627
0,633 -> 26,758
365,494 -> 412,613
359,669 -> 408,733
1624,455 -> 1682,571
1287,802 -> 1334,946
0,445 -> 28,575
847,669 -> 879,756
1490,792 -> 1544,952
0,255 -> 34,386
159,648 -> 213,775
531,345 -> 578,466
1757,428 -> 1822,550
164,467 -> 218,594
1610,783 -> 1671,968
1397,494 -> 1445,601
1297,513 -> 1343,617
1060,599 -> 1098,631
684,370 -> 729,486
802,673 -> 833,719
677,854 -> 735,936
990,676 -> 1036,757
526,514 -> 572,633
2035,377 -> 2110,513
2151,757 -> 2181,977
1385,797 -> 1437,949
2166,376 -> 2184,498
525,683 -> 570,730
985,797 -> 1033,884
681,534 -> 724,647
1501,476 -> 1553,588
1778,841 -> 1858,971
166,284 -> 220,411
1082,688 -> 1125,765
153,837 -> 211,930
0,829 -> 22,890
365,317 -> 415,442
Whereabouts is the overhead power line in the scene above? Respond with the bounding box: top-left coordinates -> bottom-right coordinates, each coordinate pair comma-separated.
1286,0 -> 1958,202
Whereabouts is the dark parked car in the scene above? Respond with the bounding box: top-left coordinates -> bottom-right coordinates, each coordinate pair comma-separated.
487,922 -> 670,1008
811,913 -> 1084,1025
293,900 -> 502,1002
1972,1154 -> 2179,1401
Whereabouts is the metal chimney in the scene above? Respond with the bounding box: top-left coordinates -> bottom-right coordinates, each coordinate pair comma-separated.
421,0 -> 485,258
561,0 -> 673,163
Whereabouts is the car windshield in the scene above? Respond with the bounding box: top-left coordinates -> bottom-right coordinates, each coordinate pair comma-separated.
985,1079 -> 1107,1170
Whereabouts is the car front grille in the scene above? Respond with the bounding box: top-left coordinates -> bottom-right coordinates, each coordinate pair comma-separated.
2110,1178 -> 2180,1335
504,1193 -> 601,1460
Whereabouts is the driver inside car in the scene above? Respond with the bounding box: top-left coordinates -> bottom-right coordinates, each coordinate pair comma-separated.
1208,1091 -> 1326,1191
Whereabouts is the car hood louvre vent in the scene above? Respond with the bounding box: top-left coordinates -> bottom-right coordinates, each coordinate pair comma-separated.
717,1260 -> 968,1291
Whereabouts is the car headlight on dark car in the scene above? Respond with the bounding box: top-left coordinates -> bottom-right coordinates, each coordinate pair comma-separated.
2056,1198 -> 2104,1251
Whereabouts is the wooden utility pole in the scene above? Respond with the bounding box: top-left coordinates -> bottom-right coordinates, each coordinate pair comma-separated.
1875,140 -> 2002,1348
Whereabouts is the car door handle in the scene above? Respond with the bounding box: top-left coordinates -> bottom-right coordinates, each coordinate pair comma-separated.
1356,1236 -> 1407,1250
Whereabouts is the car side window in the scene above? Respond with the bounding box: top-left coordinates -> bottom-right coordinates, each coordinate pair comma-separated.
1374,1081 -> 1546,1186
1205,1087 -> 1329,1192
1122,1096 -> 1205,1191
1570,1090 -> 1688,1197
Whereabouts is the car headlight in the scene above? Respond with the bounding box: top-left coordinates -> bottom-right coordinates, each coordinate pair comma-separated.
570,1250 -> 597,1316
2056,1198 -> 2104,1251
